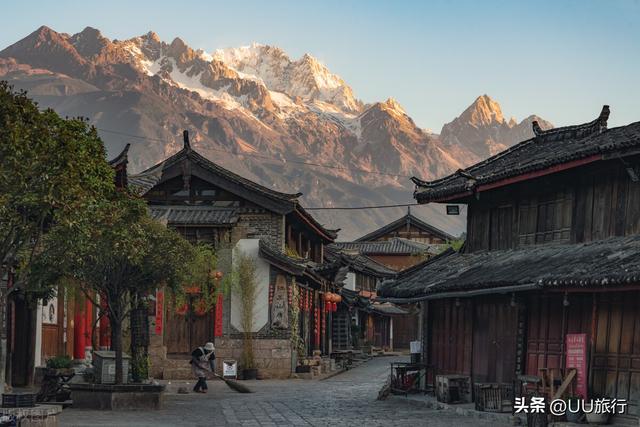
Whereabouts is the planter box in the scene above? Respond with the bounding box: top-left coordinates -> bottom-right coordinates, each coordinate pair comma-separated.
69,383 -> 165,410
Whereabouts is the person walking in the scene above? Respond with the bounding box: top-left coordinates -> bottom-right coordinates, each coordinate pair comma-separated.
190,342 -> 216,393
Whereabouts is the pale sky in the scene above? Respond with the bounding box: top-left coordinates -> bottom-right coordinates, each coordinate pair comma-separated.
2,0 -> 639,130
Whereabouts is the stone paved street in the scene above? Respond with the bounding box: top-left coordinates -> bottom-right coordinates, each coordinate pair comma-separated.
59,357 -> 510,426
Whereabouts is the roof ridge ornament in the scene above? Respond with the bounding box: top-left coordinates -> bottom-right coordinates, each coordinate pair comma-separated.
532,105 -> 610,142
183,129 -> 191,151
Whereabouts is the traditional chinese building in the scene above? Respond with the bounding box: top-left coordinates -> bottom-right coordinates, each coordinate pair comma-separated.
124,131 -> 339,379
328,213 -> 451,353
379,106 -> 640,422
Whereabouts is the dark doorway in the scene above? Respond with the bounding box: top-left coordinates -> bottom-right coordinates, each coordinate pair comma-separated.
8,296 -> 35,386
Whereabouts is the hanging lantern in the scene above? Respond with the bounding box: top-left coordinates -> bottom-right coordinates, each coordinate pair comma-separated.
176,303 -> 188,315
194,299 -> 208,316
335,294 -> 342,303
324,292 -> 332,303
214,271 -> 223,280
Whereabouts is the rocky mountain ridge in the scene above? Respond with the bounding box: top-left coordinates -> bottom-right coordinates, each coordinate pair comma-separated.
0,26 -> 553,239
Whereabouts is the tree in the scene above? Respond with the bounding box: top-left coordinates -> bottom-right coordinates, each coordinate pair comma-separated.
131,243 -> 217,382
30,191 -> 197,384
0,81 -> 113,280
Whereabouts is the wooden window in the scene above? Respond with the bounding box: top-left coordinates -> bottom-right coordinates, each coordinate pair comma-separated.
518,189 -> 573,247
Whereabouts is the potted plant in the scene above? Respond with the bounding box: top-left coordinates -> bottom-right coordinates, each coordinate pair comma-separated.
45,355 -> 74,376
233,250 -> 259,380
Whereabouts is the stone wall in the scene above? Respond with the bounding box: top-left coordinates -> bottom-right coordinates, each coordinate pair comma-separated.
214,338 -> 292,379
215,211 -> 292,378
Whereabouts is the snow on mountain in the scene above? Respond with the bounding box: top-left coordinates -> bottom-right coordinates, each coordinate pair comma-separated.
213,43 -> 362,113
0,26 -> 552,240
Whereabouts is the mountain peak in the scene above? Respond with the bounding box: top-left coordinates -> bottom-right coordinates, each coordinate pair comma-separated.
463,94 -> 505,126
69,27 -> 110,59
145,31 -> 161,43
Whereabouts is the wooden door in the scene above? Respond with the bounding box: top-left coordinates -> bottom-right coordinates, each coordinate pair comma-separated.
592,292 -> 640,420
525,293 -> 592,376
164,295 -> 214,355
393,313 -> 419,350
41,290 -> 65,360
428,299 -> 472,376
472,296 -> 518,383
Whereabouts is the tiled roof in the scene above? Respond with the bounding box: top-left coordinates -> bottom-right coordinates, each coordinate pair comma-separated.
112,133 -> 336,241
413,107 -> 640,203
148,206 -> 238,226
378,235 -> 640,299
258,239 -> 309,277
331,238 -> 444,256
324,246 -> 396,278
134,143 -> 301,204
355,212 -> 455,242
370,302 -> 408,316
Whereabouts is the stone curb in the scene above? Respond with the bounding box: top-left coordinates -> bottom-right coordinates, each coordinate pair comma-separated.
392,394 -> 526,425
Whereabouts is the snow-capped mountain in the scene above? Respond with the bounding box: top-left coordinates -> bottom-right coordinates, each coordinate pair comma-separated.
0,26 -> 552,239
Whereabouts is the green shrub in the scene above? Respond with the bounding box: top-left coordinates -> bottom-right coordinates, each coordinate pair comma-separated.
46,355 -> 72,369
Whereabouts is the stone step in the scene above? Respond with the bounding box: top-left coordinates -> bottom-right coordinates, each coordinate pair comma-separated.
162,367 -> 193,380
157,357 -> 190,369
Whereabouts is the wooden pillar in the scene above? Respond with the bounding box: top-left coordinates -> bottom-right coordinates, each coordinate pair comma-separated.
73,294 -> 86,359
84,297 -> 93,350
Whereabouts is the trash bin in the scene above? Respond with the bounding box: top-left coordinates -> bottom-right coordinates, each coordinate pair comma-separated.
93,351 -> 131,384
410,341 -> 422,364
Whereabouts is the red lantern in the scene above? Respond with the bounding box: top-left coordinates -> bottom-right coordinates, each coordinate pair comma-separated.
335,294 -> 342,303
194,300 -> 207,316
324,292 -> 332,303
176,303 -> 188,315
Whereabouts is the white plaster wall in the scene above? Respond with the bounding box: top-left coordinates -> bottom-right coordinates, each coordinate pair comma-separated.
230,239 -> 270,333
344,272 -> 356,291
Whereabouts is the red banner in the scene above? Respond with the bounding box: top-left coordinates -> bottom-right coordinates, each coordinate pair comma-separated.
155,290 -> 164,335
214,293 -> 224,337
566,333 -> 588,398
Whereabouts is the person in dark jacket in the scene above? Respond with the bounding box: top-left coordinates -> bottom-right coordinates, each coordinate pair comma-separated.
190,342 -> 215,393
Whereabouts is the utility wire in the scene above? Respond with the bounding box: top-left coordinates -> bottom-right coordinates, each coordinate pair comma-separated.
305,203 -> 418,210
96,127 -> 416,178
94,127 -> 462,212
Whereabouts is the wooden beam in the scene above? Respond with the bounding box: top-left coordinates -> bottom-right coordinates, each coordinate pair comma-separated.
553,369 -> 577,400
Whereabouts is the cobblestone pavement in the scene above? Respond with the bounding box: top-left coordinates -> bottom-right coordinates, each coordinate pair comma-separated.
59,356 -> 510,427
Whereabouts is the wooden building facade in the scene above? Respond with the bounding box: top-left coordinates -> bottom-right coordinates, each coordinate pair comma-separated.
379,107 -> 640,421
124,131 -> 339,379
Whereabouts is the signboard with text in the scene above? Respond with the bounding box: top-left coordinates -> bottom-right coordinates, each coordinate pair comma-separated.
223,360 -> 237,379
565,333 -> 588,398
155,290 -> 164,335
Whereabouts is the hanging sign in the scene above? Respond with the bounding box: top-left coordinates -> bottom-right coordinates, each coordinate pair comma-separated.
446,205 -> 460,215
155,290 -> 164,335
565,333 -> 588,399
214,293 -> 224,337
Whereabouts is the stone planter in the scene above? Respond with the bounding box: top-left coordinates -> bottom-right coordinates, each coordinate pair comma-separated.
69,383 -> 165,410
